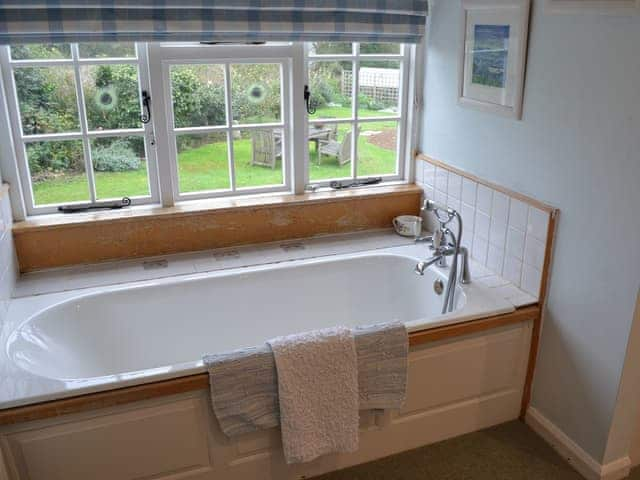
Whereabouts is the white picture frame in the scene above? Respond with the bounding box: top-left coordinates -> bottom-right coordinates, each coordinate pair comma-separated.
544,0 -> 639,14
458,0 -> 531,119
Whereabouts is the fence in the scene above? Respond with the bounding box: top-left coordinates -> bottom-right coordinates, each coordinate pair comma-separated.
342,67 -> 400,107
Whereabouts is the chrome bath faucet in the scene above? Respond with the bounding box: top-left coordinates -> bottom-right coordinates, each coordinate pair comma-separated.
414,200 -> 471,314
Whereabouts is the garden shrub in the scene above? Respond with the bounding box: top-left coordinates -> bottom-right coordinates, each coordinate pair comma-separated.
92,139 -> 140,172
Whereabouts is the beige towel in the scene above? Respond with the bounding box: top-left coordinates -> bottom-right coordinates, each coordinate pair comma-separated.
268,326 -> 359,464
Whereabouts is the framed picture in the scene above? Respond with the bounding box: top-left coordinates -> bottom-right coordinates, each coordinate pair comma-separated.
458,0 -> 531,119
544,0 -> 639,14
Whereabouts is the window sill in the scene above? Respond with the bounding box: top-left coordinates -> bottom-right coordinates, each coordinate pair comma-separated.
12,183 -> 422,272
13,183 -> 420,233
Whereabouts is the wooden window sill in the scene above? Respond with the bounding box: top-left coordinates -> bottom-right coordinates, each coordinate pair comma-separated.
13,184 -> 421,233
12,184 -> 423,272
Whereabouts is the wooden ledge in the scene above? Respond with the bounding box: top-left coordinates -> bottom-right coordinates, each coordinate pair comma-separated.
13,184 -> 421,233
13,184 -> 422,272
0,306 -> 539,427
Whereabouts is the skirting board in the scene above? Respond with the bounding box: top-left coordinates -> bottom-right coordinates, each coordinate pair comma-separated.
525,407 -> 631,480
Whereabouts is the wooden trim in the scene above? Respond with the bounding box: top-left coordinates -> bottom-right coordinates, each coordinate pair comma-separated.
416,154 -> 556,214
0,183 -> 8,199
0,307 -> 538,427
13,184 -> 420,233
520,210 -> 559,418
0,374 -> 210,426
13,185 -> 422,272
409,306 -> 539,346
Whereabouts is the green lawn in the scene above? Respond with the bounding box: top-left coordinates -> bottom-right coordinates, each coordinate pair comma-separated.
32,108 -> 398,205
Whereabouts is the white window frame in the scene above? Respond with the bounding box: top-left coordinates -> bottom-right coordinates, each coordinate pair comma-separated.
147,43 -> 296,203
304,43 -> 413,186
0,43 -> 160,216
0,41 -> 417,218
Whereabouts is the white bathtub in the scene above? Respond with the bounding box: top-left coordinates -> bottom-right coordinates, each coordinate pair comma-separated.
0,243 -> 514,408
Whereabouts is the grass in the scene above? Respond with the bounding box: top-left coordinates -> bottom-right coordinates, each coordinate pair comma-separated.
32,107 -> 398,205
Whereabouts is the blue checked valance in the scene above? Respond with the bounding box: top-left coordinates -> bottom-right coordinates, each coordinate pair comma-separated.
0,1 -> 428,45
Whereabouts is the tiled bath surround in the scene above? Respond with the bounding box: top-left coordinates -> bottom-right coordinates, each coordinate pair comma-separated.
416,158 -> 551,300
0,185 -> 18,328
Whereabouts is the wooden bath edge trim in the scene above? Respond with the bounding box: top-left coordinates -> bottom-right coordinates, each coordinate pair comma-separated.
0,305 -> 540,426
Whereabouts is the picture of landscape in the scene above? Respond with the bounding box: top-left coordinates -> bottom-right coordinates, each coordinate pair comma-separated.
471,25 -> 510,88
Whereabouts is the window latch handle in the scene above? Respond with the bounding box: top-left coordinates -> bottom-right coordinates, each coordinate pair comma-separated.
303,85 -> 316,115
141,90 -> 151,124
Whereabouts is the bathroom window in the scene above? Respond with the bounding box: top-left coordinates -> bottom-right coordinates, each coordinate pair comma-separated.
306,43 -> 410,185
0,42 -> 415,217
0,43 -> 158,214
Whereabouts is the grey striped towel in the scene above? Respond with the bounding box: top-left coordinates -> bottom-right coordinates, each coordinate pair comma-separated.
203,322 -> 407,437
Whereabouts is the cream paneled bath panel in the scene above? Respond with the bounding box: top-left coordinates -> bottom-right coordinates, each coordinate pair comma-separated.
1,397 -> 214,480
0,321 -> 532,480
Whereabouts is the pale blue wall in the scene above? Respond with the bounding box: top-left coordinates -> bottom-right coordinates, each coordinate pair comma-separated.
420,0 -> 640,461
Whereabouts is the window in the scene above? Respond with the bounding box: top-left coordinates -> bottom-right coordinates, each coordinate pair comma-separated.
0,43 -> 158,214
0,42 -> 415,217
306,43 -> 409,184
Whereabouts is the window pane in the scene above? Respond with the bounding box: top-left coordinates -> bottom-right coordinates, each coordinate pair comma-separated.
82,64 -> 142,131
176,133 -> 230,193
171,65 -> 226,128
91,136 -> 150,199
79,43 -> 136,58
309,123 -> 352,182
231,64 -> 281,125
357,120 -> 398,177
234,129 -> 284,188
360,43 -> 402,55
10,44 -> 71,60
357,60 -> 401,118
308,61 -> 352,121
26,140 -> 89,206
309,43 -> 353,55
14,67 -> 80,135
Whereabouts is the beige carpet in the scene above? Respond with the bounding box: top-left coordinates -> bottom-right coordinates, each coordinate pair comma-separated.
313,420 -> 639,480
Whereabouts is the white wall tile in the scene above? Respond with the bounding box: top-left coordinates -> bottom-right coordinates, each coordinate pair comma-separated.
461,203 -> 476,235
472,234 -> 488,264
447,172 -> 462,199
447,195 -> 461,213
415,159 -> 425,185
522,264 -> 542,298
476,184 -> 493,214
478,274 -> 509,288
461,179 -> 477,206
524,235 -> 546,271
417,165 -> 550,298
487,244 -> 505,274
489,220 -> 507,249
0,232 -> 13,274
424,162 -> 436,188
494,283 -> 524,300
0,191 -> 16,308
491,191 -> 510,225
424,185 -> 435,201
509,199 -> 529,232
503,255 -> 523,287
435,167 -> 448,193
475,211 -> 490,240
527,207 -> 550,241
506,227 -> 525,260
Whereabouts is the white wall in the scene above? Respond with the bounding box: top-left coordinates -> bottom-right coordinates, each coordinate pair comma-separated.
420,0 -> 640,463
